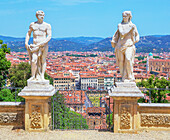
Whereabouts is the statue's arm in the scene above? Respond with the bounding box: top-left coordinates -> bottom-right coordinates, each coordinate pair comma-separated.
133,25 -> 139,44
39,24 -> 52,47
25,23 -> 33,50
111,29 -> 119,48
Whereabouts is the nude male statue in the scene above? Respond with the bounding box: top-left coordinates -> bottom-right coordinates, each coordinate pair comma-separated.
25,10 -> 51,81
111,11 -> 139,82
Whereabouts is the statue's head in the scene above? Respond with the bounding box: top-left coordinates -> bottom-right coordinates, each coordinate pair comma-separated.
122,11 -> 132,23
36,10 -> 45,21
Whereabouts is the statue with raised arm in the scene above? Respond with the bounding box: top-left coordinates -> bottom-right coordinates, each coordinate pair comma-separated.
111,11 -> 139,82
25,10 -> 51,81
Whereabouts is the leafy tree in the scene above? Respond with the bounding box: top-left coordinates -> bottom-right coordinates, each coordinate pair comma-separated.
106,113 -> 113,128
7,62 -> 53,102
137,75 -> 170,103
9,62 -> 31,88
52,91 -> 88,129
9,62 -> 53,88
139,60 -> 147,64
0,40 -> 11,87
67,111 -> 88,129
0,88 -> 14,101
45,72 -> 53,85
0,88 -> 24,102
153,56 -> 161,59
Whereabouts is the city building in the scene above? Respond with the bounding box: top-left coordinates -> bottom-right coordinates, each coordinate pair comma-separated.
53,72 -> 76,90
149,59 -> 170,72
59,90 -> 86,113
69,68 -> 81,86
104,75 -> 114,90
98,75 -> 104,90
85,107 -> 107,129
80,72 -> 98,90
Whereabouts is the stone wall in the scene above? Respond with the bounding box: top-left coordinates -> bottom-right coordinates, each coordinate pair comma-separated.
0,102 -> 25,128
137,103 -> 170,131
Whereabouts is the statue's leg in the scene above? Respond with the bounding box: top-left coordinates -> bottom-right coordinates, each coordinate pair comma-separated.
117,49 -> 125,81
31,52 -> 38,80
27,49 -> 32,65
125,47 -> 134,81
41,45 -> 48,80
37,49 -> 42,79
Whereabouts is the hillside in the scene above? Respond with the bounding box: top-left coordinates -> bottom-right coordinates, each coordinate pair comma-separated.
1,36 -> 102,52
55,37 -> 103,45
87,35 -> 170,53
136,35 -> 170,53
49,39 -> 86,52
0,35 -> 24,42
86,37 -> 112,51
0,35 -> 170,53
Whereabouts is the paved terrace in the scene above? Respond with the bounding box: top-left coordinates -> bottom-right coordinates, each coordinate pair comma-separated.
0,126 -> 169,140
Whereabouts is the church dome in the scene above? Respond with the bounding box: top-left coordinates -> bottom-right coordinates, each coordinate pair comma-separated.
149,52 -> 153,56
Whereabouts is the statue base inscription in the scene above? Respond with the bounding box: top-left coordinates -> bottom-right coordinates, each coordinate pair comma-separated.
109,82 -> 144,133
19,80 -> 55,132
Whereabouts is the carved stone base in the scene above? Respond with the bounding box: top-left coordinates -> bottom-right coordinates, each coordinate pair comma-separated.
18,80 -> 55,131
109,82 -> 144,133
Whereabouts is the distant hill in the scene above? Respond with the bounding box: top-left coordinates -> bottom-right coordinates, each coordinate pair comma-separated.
0,35 -> 169,53
87,35 -> 170,53
49,39 -> 86,52
4,39 -> 86,52
86,37 -> 113,51
136,35 -> 170,53
0,36 -> 102,52
55,36 -> 103,45
0,35 -> 24,42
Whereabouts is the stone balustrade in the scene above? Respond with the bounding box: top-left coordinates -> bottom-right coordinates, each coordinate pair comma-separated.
137,103 -> 170,131
0,102 -> 25,128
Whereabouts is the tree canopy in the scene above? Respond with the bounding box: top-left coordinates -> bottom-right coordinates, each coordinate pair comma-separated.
9,62 -> 53,88
52,91 -> 88,129
0,40 -> 11,87
9,62 -> 31,88
137,75 -> 170,103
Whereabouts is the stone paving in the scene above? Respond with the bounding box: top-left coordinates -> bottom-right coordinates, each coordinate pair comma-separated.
0,126 -> 169,140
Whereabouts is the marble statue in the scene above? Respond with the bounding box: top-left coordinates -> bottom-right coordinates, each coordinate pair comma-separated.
25,10 -> 51,81
111,11 -> 139,82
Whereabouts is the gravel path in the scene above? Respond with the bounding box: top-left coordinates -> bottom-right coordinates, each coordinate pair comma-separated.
0,126 -> 169,140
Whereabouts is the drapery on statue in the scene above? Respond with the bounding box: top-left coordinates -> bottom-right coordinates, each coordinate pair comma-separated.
111,11 -> 139,82
25,10 -> 51,81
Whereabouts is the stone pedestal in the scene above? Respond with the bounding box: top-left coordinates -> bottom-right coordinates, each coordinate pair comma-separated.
109,82 -> 144,133
18,79 -> 55,132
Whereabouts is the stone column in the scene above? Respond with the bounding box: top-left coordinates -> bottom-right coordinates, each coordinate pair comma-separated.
109,82 -> 144,133
19,79 -> 55,132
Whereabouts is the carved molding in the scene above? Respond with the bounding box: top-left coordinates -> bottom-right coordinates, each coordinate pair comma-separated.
30,105 -> 42,129
120,106 -> 131,129
141,114 -> 170,127
0,113 -> 20,124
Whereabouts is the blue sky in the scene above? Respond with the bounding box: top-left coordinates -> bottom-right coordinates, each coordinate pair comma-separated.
0,0 -> 169,38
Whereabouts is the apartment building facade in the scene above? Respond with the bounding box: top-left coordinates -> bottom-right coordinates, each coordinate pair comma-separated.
104,75 -> 114,90
59,90 -> 86,113
80,75 -> 98,90
149,59 -> 170,72
69,68 -> 81,85
53,72 -> 76,90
